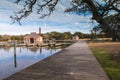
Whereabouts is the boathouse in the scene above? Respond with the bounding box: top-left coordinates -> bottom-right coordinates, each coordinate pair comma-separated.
24,28 -> 43,45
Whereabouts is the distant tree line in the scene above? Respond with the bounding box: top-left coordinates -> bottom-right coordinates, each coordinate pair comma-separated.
0,31 -> 108,41
0,35 -> 24,41
43,31 -> 92,40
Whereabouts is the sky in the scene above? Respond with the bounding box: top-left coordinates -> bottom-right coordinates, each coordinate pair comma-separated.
0,0 -> 97,35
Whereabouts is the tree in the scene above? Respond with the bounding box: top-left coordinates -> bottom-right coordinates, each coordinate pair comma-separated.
73,32 -> 84,38
11,35 -> 24,41
43,33 -> 50,40
66,0 -> 120,41
44,32 -> 52,40
12,0 -> 120,41
50,31 -> 62,40
103,14 -> 120,41
0,35 -> 3,41
62,32 -> 72,40
11,0 -> 59,25
2,35 -> 11,41
43,31 -> 72,40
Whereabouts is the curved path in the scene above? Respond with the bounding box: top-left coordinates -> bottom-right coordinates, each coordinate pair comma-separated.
4,41 -> 109,80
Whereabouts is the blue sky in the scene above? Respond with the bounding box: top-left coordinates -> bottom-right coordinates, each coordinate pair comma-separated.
0,0 -> 97,35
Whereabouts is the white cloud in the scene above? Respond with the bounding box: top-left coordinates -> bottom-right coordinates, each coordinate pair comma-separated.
0,0 -> 93,25
0,22 -> 92,35
0,0 -> 22,22
0,0 -> 17,10
0,23 -> 37,35
0,0 -> 94,35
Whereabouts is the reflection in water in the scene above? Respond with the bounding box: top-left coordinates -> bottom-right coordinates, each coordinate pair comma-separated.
12,45 -> 62,68
50,48 -> 52,54
14,45 -> 17,68
39,47 -> 42,54
28,47 -> 39,53
0,45 -> 64,80
20,46 -> 21,53
0,46 -> 11,52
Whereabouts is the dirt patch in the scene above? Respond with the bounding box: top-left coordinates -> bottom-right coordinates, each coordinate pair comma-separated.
88,42 -> 120,54
88,42 -> 120,62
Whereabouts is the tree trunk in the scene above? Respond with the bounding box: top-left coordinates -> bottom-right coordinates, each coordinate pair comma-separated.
111,31 -> 117,41
84,0 -> 119,41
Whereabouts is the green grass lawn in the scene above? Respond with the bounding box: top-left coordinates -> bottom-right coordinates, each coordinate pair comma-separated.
91,49 -> 120,80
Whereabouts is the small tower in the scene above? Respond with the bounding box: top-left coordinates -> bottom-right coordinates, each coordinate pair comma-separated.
39,27 -> 41,35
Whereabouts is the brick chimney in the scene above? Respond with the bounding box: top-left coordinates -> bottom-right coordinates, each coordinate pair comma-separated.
39,27 -> 41,35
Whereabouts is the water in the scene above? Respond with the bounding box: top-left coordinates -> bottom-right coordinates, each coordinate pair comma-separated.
0,46 -> 62,80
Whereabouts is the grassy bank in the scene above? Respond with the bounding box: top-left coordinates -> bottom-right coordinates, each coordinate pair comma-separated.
88,42 -> 120,80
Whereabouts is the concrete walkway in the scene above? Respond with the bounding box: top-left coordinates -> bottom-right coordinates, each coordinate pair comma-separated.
4,41 -> 109,80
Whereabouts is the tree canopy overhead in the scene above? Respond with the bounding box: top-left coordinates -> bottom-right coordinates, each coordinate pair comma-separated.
11,0 -> 120,41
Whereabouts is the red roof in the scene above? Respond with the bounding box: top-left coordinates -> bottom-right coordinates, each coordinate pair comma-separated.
24,32 -> 40,38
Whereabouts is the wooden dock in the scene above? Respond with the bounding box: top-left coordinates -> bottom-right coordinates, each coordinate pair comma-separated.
0,41 -> 72,47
